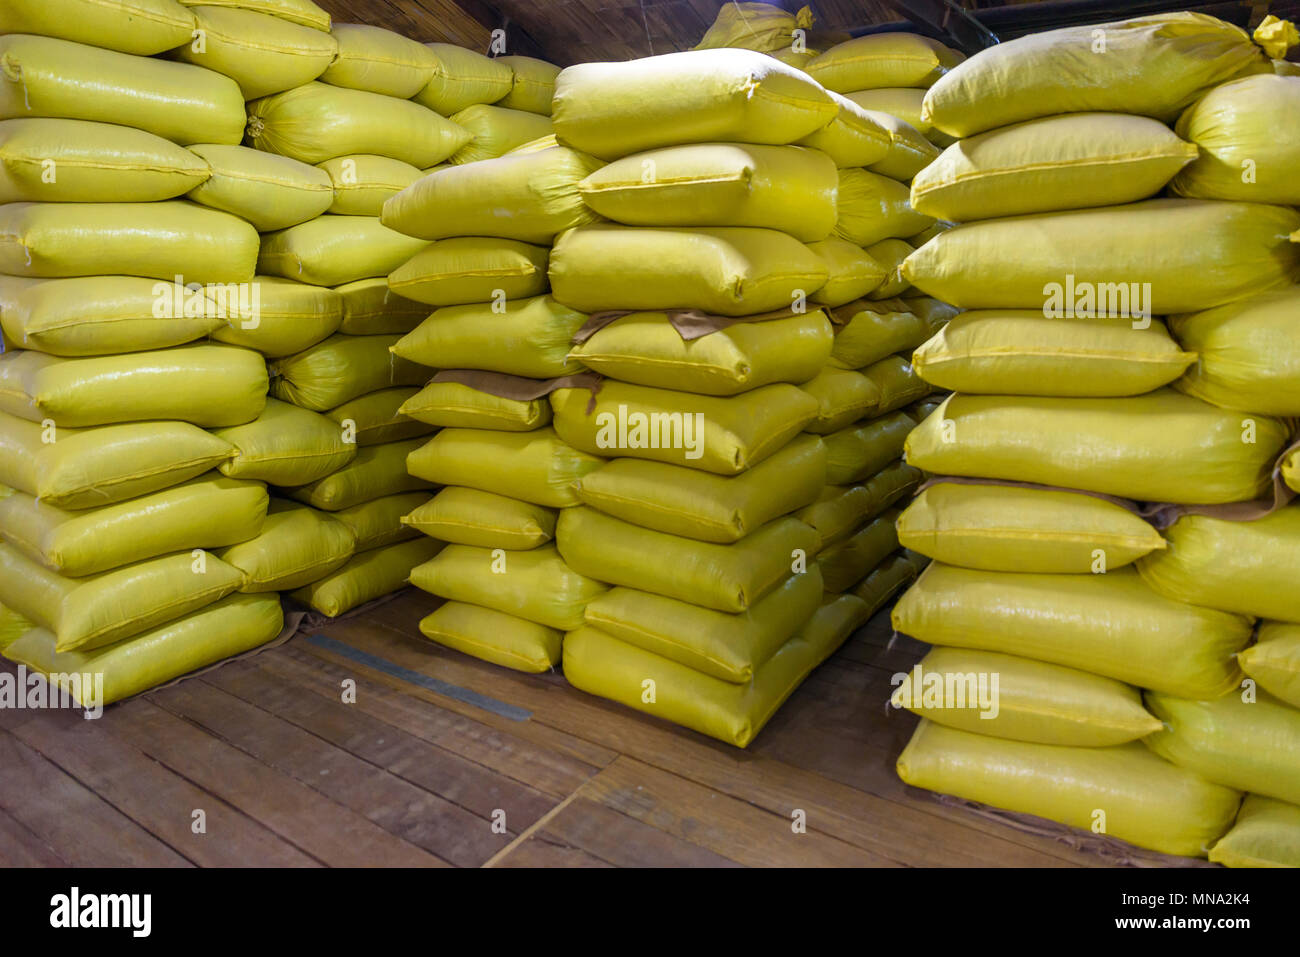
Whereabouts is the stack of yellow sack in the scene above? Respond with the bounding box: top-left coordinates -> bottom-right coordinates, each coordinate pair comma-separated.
889,11 -> 1300,864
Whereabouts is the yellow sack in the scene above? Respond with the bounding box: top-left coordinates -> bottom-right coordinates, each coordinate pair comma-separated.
0,34 -> 245,145
217,501 -> 354,592
0,118 -> 209,204
317,155 -> 422,217
552,379 -> 819,475
386,237 -> 549,307
208,276 -> 341,357
399,380 -> 550,432
584,569 -> 823,683
913,312 -> 1195,396
893,563 -> 1252,698
897,720 -> 1240,858
898,482 -> 1166,573
794,91 -> 892,169
1146,690 -> 1300,806
419,600 -> 560,673
807,238 -> 886,307
247,82 -> 471,168
411,543 -> 605,631
833,169 -> 932,248
0,274 -> 221,356
863,110 -> 939,182
0,542 -> 243,652
403,487 -> 556,550
557,506 -> 816,613
171,5 -> 336,99
258,215 -> 427,288
393,295 -> 584,378
331,491 -> 425,551
186,144 -> 332,232
911,113 -> 1198,222
861,354 -> 928,414
270,334 -> 428,411
413,43 -> 513,115
851,551 -> 916,615
292,537 -> 439,616
570,309 -> 832,397
800,367 -> 879,434
828,299 -> 926,369
894,647 -> 1161,747
0,475 -> 268,576
408,428 -> 603,508
0,200 -> 258,283
550,225 -> 829,317
1139,508 -> 1300,622
495,56 -> 560,115
862,238 -> 914,299
318,23 -> 435,98
575,432 -> 825,543
1169,287 -> 1300,415
449,105 -> 553,165
552,49 -> 837,161
336,277 -> 427,335
806,33 -> 962,92
1239,622 -> 1300,709
4,592 -> 284,707
0,343 -> 268,428
922,12 -> 1272,138
212,398 -> 354,486
817,509 -> 900,592
0,411 -> 232,509
843,88 -> 928,133
562,593 -> 864,748
382,146 -> 601,244
181,0 -> 330,31
692,2 -> 811,54
285,437 -> 431,511
823,410 -> 914,484
578,143 -> 836,242
326,387 -> 432,446
907,391 -> 1289,505
0,0 -> 196,56
1210,795 -> 1300,869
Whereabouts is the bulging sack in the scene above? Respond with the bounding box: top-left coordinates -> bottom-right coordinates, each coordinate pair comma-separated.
1210,795 -> 1300,869
0,0 -> 197,57
318,155 -> 423,217
318,23 -> 435,98
549,225 -> 829,317
823,411 -> 914,485
217,501 -> 355,592
552,49 -> 837,161
258,215 -> 428,288
270,334 -> 428,411
186,144 -> 333,232
419,600 -> 561,674
285,437 -> 431,511
449,105 -> 553,165
413,43 -> 513,115
906,391 -> 1290,505
898,482 -> 1166,573
209,276 -> 342,358
834,168 -> 933,248
893,563 -> 1253,699
212,398 -> 355,486
292,537 -> 439,617
921,12 -> 1273,138
806,33 -> 963,92
403,487 -> 556,551
1239,622 -> 1300,709
386,237 -> 549,307
896,720 -> 1240,858
399,380 -> 551,432
495,55 -> 560,115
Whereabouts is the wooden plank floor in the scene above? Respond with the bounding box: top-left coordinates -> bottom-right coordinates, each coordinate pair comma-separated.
0,588 -> 1187,868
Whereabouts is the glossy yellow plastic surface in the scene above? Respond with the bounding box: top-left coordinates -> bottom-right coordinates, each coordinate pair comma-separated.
209,276 -> 342,357
331,491 -> 424,551
399,381 -> 550,432
217,502 -> 355,592
823,410 -> 914,485
800,367 -> 879,434
419,600 -> 560,673
1239,622 -> 1300,709
403,487 -> 555,550
270,334 -> 428,411
1209,795 -> 1300,868
449,105 -> 552,165
793,91 -> 891,169
317,155 -> 423,217
172,5 -> 336,98
386,237 -> 549,307
806,32 -> 962,92
336,277 -> 427,335
0,0 -> 196,56
807,238 -> 886,307
326,388 -> 432,446
828,299 -> 927,370
413,43 -> 513,115
212,398 -> 355,486
318,23 -> 434,98
817,509 -> 900,592
284,437 -> 430,511
292,537 -> 438,616
187,144 -> 332,232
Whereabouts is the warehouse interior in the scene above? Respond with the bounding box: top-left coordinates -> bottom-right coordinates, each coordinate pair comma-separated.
0,0 -> 1298,875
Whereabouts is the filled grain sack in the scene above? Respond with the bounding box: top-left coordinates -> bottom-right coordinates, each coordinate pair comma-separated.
921,12 -> 1273,138
1239,622 -> 1300,709
212,397 -> 354,486
217,501 -> 354,592
833,168 -> 933,247
317,155 -> 422,217
794,92 -> 891,169
549,225 -> 829,317
898,482 -> 1166,573
495,55 -> 560,115
557,506 -> 816,613
0,0 -> 196,56
906,391 -> 1289,505
386,237 -> 549,307
381,146 -> 601,244
902,199 -> 1300,313
552,49 -> 837,160
403,487 -> 556,551
0,200 -> 258,282
806,33 -> 962,92
823,410 -> 914,485
864,110 -> 939,182
578,143 -> 836,242
893,647 -> 1162,747
407,428 -> 603,508
399,379 -> 551,432
186,144 -> 332,231
246,82 -> 470,167
331,493 -> 422,551
318,23 -> 435,98
258,215 -> 427,288
569,308 -> 832,396
292,537 -> 439,617
326,388 -> 432,446
336,277 -> 427,335
800,367 -> 879,434
171,5 -> 336,98
816,510 -> 901,592
807,238 -> 887,307
393,295 -> 585,378
419,601 -> 562,673
0,118 -> 209,204
0,343 -> 267,428
0,475 -> 268,576
208,276 -> 342,357
896,720 -> 1240,858
1210,795 -> 1300,869
0,34 -> 245,144
828,299 -> 928,369
574,432 -> 825,543
449,105 -> 553,165
1168,287 -> 1300,415
551,379 -> 819,475
284,437 -> 430,511
0,412 -> 233,509
893,563 -> 1252,698
0,543 -> 243,652
912,313 -> 1195,396
910,113 -> 1199,221
269,334 -> 427,411
182,0 -> 330,31
413,43 -> 513,115
3,593 -> 284,707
